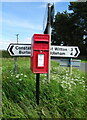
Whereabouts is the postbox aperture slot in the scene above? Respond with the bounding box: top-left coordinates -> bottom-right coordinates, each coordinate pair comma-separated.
37,54 -> 44,67
35,41 -> 48,43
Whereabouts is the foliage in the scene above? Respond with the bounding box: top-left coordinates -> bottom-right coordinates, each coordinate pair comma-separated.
52,11 -> 72,45
2,58 -> 86,119
0,50 -> 12,58
69,2 -> 87,54
52,2 -> 87,55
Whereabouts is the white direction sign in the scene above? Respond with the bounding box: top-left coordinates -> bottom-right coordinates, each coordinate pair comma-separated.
50,45 -> 80,58
7,44 -> 31,56
7,44 -> 80,58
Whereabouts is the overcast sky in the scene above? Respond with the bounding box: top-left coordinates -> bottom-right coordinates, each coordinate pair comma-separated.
0,0 -> 76,50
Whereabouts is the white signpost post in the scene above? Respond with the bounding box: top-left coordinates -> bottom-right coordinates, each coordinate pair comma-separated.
7,44 -> 80,58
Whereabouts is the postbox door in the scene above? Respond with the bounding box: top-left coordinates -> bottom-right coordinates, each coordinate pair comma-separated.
33,51 -> 49,73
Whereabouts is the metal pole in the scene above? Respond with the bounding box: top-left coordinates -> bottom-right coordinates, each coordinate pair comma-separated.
36,73 -> 40,105
47,3 -> 52,83
14,57 -> 17,74
69,58 -> 72,75
16,34 -> 19,44
14,34 -> 19,74
47,24 -> 51,83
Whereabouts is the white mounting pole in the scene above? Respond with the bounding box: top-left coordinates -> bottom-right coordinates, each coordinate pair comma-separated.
14,34 -> 19,74
47,23 -> 51,83
47,3 -> 52,83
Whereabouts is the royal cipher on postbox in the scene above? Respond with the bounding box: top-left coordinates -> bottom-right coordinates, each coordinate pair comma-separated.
30,34 -> 50,73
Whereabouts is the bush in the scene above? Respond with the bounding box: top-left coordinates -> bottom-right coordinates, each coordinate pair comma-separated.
1,50 -> 12,58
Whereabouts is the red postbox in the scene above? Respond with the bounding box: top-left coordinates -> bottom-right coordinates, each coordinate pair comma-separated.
30,34 -> 50,73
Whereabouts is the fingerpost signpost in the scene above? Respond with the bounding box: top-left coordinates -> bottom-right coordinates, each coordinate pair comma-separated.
8,44 -> 80,58
7,44 -> 31,56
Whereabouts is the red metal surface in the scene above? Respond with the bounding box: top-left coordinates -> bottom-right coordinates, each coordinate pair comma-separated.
30,34 -> 50,73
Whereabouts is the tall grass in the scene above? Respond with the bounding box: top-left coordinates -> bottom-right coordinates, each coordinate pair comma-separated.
2,57 -> 86,119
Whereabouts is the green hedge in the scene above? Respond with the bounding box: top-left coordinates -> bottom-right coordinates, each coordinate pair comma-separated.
0,50 -> 12,58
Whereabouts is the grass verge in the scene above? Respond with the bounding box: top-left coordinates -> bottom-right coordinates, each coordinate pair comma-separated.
2,57 -> 86,119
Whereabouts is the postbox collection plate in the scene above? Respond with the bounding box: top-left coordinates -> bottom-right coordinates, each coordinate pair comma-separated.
38,54 -> 44,67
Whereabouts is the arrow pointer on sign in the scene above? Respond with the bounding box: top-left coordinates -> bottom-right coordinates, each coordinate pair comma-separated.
10,45 -> 14,55
74,48 -> 79,57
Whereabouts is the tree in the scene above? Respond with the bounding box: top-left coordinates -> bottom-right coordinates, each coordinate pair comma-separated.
69,2 -> 87,54
52,11 -> 75,45
52,2 -> 87,55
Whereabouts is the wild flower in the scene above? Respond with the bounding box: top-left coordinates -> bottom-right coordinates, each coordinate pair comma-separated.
68,86 -> 71,90
52,75 -> 54,78
24,75 -> 27,78
71,78 -> 74,81
19,79 -> 22,81
16,74 -> 20,78
53,77 -> 57,80
77,76 -> 80,79
83,85 -> 85,88
61,81 -> 66,84
44,74 -> 47,77
21,73 -> 23,76
73,82 -> 76,85
16,82 -> 19,85
70,81 -> 74,84
82,81 -> 85,83
74,79 -> 78,81
65,76 -> 68,80
66,73 -> 68,76
79,82 -> 83,84
61,84 -> 67,89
